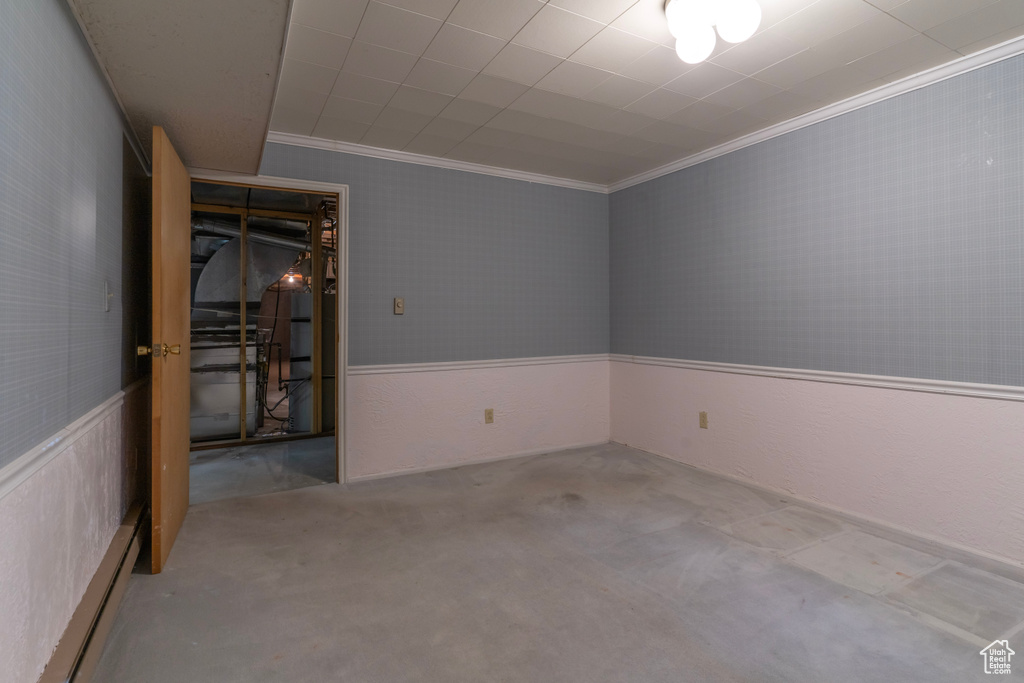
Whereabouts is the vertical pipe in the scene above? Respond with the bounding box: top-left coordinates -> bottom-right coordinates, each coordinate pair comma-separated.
239,212 -> 248,441
311,212 -> 323,435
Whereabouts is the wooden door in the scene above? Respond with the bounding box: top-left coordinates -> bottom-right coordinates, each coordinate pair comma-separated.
150,127 -> 191,573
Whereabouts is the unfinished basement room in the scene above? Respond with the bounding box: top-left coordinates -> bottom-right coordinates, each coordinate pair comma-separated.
3,0 -> 1024,682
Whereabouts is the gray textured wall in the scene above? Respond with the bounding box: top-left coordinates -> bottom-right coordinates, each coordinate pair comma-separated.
611,54 -> 1024,387
0,0 -> 126,470
260,144 -> 610,366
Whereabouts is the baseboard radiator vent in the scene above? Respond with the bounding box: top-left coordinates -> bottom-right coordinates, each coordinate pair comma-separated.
38,503 -> 148,683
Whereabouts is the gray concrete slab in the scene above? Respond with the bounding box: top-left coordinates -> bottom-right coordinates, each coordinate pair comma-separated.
96,444 -> 1007,682
887,561 -> 1024,640
189,436 -> 336,505
725,506 -> 846,552
790,530 -> 942,595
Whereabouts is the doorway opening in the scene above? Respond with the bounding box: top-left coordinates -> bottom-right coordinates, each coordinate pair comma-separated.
187,179 -> 340,503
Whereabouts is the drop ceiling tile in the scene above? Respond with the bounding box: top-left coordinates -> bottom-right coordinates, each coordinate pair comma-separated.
311,115 -> 371,141
459,74 -> 532,107
664,100 -> 735,129
403,133 -> 462,156
330,71 -> 401,104
863,0 -> 905,10
487,109 -> 548,135
758,0 -> 818,30
887,0 -> 1000,32
589,109 -> 658,135
549,0 -> 639,23
465,126 -> 523,148
772,0 -> 881,48
342,42 -> 419,82
956,25 -> 1024,55
275,82 -> 330,114
448,0 -> 546,40
440,98 -> 502,124
445,140 -> 499,163
354,2 -> 443,55
270,105 -> 320,136
422,24 -> 506,71
709,28 -> 803,76
373,107 -> 434,133
583,74 -> 657,108
809,12 -> 919,67
404,59 -> 478,96
589,131 -> 654,155
610,0 -> 675,46
360,125 -> 420,149
925,0 -> 1024,51
281,58 -> 340,95
663,62 -> 744,99
291,0 -> 369,38
878,52 -> 956,82
618,45 -> 695,86
686,108 -> 767,137
788,62 -> 879,102
702,77 -> 782,109
847,34 -> 952,80
751,47 -> 848,89
321,95 -> 384,123
624,88 -> 696,119
286,25 -> 353,70
511,90 -> 619,128
569,28 -> 659,72
536,61 -> 614,97
512,4 -> 604,58
740,89 -> 818,122
482,44 -> 562,86
388,86 -> 455,116
419,116 -> 479,140
630,120 -> 699,146
379,0 -> 460,20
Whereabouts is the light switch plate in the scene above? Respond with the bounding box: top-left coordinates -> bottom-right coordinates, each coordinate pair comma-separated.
394,297 -> 404,315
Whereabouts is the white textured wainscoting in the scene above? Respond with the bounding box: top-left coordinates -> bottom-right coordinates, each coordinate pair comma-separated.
0,393 -> 125,683
347,356 -> 610,481
610,357 -> 1024,566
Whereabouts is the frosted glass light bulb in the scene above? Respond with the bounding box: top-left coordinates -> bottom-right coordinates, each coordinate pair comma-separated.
674,23 -> 716,64
716,0 -> 761,43
666,0 -> 716,38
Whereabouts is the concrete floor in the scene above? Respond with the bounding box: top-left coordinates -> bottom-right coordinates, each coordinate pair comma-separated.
189,436 -> 336,505
97,443 -> 1024,682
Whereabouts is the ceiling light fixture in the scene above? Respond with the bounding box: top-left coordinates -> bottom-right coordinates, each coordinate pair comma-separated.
666,0 -> 761,64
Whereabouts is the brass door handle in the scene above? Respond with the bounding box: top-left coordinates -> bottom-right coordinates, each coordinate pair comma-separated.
137,343 -> 182,357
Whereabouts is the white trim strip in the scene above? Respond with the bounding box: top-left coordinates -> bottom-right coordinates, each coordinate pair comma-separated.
0,392 -> 125,501
265,131 -> 608,194
608,35 -> 1024,193
611,354 -> 1024,402
188,168 -> 350,196
347,440 -> 609,482
348,354 -> 610,375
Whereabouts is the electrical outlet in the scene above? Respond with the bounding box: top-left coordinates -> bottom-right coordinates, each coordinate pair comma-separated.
699,411 -> 708,429
484,408 -> 494,424
393,297 -> 404,315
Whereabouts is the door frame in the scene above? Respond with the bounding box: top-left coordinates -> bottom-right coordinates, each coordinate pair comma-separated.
188,169 -> 350,484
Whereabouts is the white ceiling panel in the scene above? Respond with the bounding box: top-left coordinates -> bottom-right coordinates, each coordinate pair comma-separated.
423,24 -> 507,71
482,44 -> 562,86
405,59 -> 478,96
569,28 -> 659,72
342,42 -> 419,82
460,74 -> 532,107
354,2 -> 442,54
286,26 -> 353,70
291,0 -> 368,38
448,0 -> 546,40
536,61 -> 614,97
331,71 -> 401,105
512,5 -> 605,58
260,0 -> 1024,184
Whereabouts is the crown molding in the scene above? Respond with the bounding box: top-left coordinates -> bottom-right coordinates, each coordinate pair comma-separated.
265,131 -> 609,194
267,35 -> 1024,196
607,34 -> 1024,193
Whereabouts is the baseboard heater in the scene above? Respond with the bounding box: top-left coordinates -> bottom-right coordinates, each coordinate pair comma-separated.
38,502 -> 148,683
